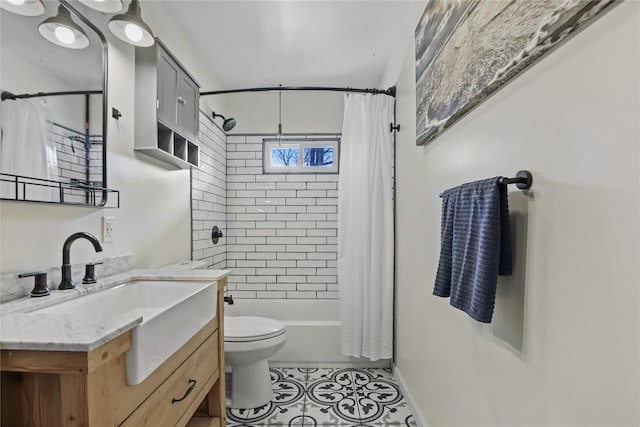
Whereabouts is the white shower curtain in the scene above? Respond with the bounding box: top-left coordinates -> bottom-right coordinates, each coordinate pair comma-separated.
1,98 -> 58,201
338,93 -> 394,361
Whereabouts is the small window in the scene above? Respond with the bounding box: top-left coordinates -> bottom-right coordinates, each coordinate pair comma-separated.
263,138 -> 339,174
269,145 -> 300,168
303,147 -> 334,167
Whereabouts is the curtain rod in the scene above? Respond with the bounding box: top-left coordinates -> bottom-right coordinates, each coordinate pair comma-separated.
1,90 -> 102,101
201,85 -> 396,98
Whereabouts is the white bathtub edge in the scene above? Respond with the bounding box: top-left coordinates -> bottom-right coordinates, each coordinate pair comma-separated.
394,364 -> 429,427
227,299 -> 362,364
281,320 -> 341,326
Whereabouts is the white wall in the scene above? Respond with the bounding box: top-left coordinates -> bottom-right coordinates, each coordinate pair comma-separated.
225,91 -> 344,134
0,4 -> 224,273
387,2 -> 640,426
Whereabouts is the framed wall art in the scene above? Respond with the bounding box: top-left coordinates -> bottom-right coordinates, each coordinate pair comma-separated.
415,0 -> 616,146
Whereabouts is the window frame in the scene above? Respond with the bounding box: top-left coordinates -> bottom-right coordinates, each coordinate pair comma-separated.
262,137 -> 340,174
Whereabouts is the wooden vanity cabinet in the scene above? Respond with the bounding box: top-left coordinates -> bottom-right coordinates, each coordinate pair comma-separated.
0,278 -> 227,427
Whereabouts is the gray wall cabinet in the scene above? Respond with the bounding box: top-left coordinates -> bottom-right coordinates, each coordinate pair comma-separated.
135,40 -> 200,169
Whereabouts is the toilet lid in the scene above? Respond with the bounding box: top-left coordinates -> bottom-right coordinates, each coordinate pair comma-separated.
224,316 -> 286,342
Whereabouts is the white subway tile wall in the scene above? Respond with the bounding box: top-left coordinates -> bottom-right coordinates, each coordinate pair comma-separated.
226,135 -> 340,300
191,112 -> 227,270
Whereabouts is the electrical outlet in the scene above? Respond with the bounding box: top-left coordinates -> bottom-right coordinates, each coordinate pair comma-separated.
103,216 -> 115,243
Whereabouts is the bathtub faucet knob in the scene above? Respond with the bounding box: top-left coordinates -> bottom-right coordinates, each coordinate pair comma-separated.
224,295 -> 234,305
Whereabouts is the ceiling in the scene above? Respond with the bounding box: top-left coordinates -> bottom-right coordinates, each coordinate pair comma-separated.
161,1 -> 425,89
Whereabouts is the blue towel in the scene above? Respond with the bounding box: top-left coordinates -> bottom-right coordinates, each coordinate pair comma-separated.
433,177 -> 512,323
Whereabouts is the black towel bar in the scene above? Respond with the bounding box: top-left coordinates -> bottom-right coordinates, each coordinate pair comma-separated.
439,170 -> 533,197
498,170 -> 533,190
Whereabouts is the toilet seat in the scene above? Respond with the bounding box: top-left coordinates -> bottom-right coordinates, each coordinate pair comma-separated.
225,316 -> 286,342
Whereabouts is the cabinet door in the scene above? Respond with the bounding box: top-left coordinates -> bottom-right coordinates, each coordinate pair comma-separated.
177,73 -> 199,140
157,48 -> 179,128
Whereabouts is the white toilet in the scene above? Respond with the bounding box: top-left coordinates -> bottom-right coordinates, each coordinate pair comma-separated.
224,316 -> 287,409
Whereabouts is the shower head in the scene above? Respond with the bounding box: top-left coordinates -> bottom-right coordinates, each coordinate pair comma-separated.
222,117 -> 237,132
212,112 -> 237,132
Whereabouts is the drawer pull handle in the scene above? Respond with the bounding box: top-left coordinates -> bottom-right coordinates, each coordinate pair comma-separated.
171,379 -> 197,404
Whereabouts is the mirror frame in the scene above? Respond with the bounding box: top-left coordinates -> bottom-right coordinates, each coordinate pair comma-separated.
61,0 -> 109,207
1,0 -> 110,207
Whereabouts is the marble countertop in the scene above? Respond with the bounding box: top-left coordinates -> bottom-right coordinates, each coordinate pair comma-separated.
158,260 -> 209,270
0,267 -> 229,352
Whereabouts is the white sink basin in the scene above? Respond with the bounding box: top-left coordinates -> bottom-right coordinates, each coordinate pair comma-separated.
36,279 -> 217,384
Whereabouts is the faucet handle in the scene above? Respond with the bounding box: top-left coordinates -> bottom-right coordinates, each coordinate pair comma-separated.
82,261 -> 103,284
18,271 -> 50,297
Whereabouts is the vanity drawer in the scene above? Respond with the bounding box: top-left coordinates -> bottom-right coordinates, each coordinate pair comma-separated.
121,330 -> 219,427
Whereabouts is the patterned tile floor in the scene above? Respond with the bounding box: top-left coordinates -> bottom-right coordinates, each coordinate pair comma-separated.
227,368 -> 418,427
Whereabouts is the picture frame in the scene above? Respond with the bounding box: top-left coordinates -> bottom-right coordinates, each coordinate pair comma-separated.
415,0 -> 616,146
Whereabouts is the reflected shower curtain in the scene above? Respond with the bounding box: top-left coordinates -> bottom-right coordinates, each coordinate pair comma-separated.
338,93 -> 394,361
1,98 -> 58,201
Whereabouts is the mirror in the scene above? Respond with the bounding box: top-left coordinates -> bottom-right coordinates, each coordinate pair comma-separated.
0,0 -> 111,207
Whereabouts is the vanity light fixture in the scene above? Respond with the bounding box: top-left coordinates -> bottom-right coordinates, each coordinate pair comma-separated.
108,0 -> 153,47
0,0 -> 45,16
38,4 -> 90,49
78,0 -> 123,14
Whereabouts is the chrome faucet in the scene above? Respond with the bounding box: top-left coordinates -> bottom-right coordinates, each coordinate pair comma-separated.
59,232 -> 103,290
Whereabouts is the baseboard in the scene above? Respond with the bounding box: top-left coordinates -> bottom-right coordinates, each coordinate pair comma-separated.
393,364 -> 429,427
269,360 -> 391,369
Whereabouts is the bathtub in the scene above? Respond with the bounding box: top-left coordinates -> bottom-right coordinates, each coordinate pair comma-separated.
225,299 -> 390,368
